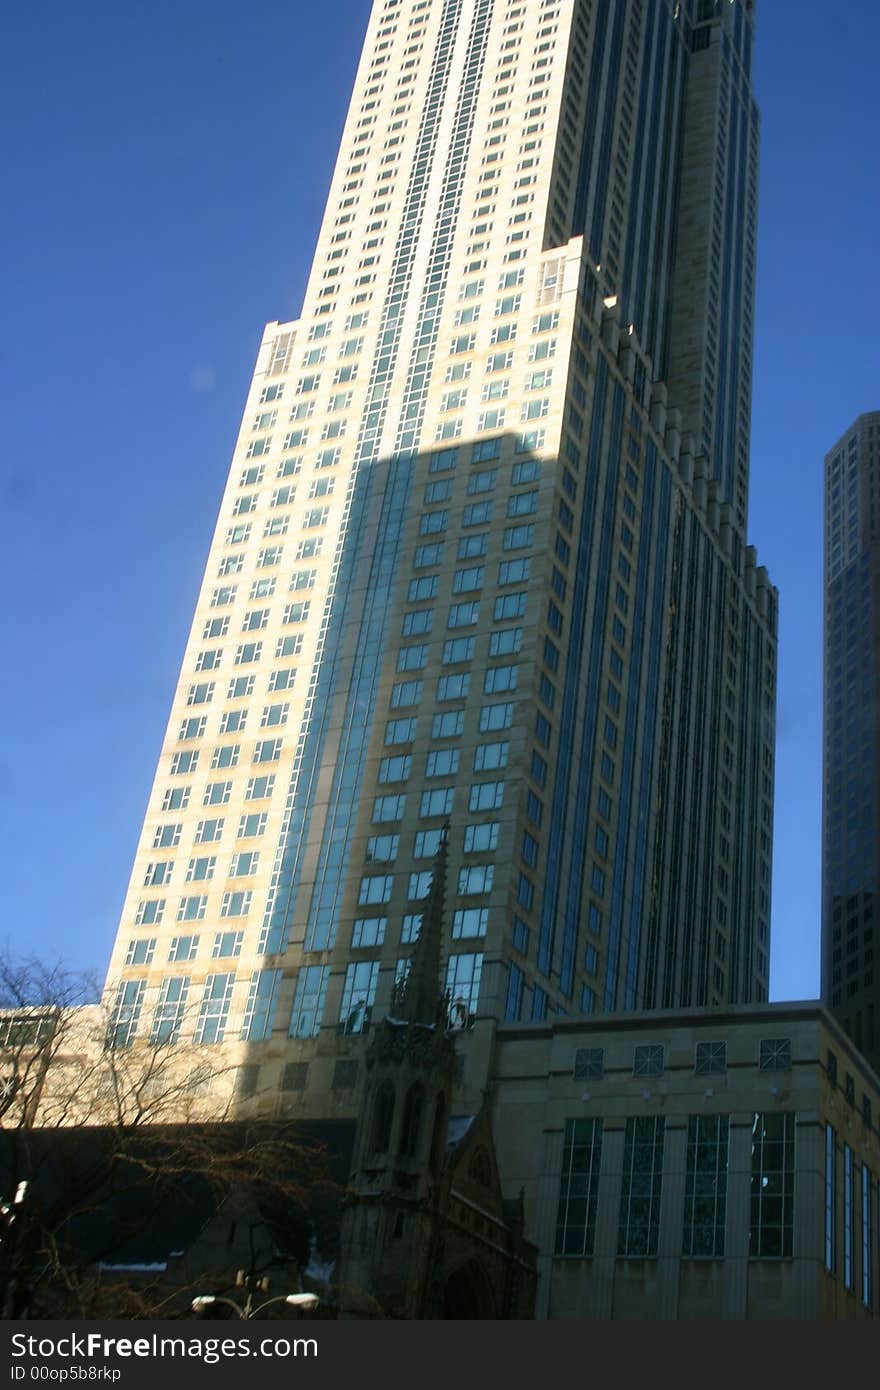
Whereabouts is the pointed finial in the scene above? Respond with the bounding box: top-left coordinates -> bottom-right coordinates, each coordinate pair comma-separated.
399,823 -> 449,1026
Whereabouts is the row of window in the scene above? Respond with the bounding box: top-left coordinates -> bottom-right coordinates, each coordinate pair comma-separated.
110,950 -> 483,1048
556,1112 -> 794,1261
573,1037 -> 793,1079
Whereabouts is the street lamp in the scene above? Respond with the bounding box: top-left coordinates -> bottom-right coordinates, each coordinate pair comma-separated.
191,1281 -> 319,1319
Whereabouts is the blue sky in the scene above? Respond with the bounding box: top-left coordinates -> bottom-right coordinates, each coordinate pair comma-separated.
1,1 -> 878,998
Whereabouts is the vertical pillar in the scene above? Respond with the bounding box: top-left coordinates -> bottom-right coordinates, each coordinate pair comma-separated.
533,1127 -> 564,1320
590,1122 -> 626,1320
656,1121 -> 687,1319
722,1116 -> 753,1319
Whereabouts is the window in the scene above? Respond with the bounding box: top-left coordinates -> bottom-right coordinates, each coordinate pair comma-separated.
426,749 -> 459,778
339,961 -> 379,1035
358,875 -> 394,905
238,812 -> 267,838
480,703 -> 514,732
151,976 -> 189,1045
825,1125 -> 836,1273
229,850 -> 259,876
437,673 -> 469,701
401,914 -> 422,944
194,974 -> 235,1045
195,818 -> 224,844
683,1116 -> 729,1257
153,824 -> 182,850
391,679 -> 423,708
555,1118 -> 603,1256
203,781 -> 232,807
385,717 -> 417,744
212,930 -> 244,959
618,1117 -> 665,1257
574,1048 -> 604,1080
843,1144 -> 855,1290
633,1044 -> 664,1077
352,917 -> 387,948
464,822 -> 499,853
365,834 -> 399,863
446,952 -> 482,1022
124,938 -> 155,967
107,980 -> 146,1049
468,782 -> 504,812
220,890 -> 252,918
420,788 -> 454,817
289,965 -> 329,1039
861,1164 -> 872,1307
448,601 -> 480,628
474,741 -> 508,771
253,739 -> 282,763
695,1041 -> 727,1075
750,1112 -> 795,1257
168,935 -> 199,963
484,664 -> 517,694
494,593 -> 526,621
759,1038 -> 791,1071
241,969 -> 281,1042
443,637 -> 474,664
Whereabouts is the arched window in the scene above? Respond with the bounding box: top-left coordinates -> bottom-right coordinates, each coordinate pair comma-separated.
399,1081 -> 425,1157
371,1080 -> 395,1153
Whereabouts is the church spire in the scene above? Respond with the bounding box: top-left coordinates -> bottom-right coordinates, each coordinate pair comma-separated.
399,823 -> 449,1027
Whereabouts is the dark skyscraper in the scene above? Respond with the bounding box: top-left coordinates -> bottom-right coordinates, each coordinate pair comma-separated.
822,410 -> 880,1071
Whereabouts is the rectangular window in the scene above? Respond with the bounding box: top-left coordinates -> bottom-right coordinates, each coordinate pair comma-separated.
446,952 -> 482,1021
220,890 -> 252,918
351,917 -> 387,948
555,1118 -> 603,1257
373,794 -> 405,823
195,818 -> 224,844
480,702 -> 514,732
107,980 -> 146,1048
168,935 -> 198,963
683,1116 -> 729,1257
339,961 -> 379,1035
289,965 -> 329,1039
618,1117 -> 665,1257
365,834 -> 399,863
750,1112 -> 795,1257
843,1144 -> 855,1290
458,859 -> 494,895
358,875 -> 393,905
825,1125 -> 835,1273
464,822 -> 499,853
468,781 -> 504,812
420,787 -> 454,817
861,1165 -> 872,1307
193,973 -> 235,1045
433,711 -> 464,738
241,969 -> 282,1042
694,1042 -> 727,1075
212,930 -> 244,959
151,975 -> 189,1045
124,938 -> 156,967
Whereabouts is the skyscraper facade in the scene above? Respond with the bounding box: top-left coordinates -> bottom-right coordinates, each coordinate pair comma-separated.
105,0 -> 775,1102
822,411 -> 880,1072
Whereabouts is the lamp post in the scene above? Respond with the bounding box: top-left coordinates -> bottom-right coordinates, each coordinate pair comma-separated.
191,1273 -> 318,1320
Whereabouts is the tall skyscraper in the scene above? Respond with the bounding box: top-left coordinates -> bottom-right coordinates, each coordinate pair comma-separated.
105,0 -> 775,1104
822,411 -> 880,1072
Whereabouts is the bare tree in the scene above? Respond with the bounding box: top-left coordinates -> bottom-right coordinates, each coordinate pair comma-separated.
0,954 -> 340,1319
